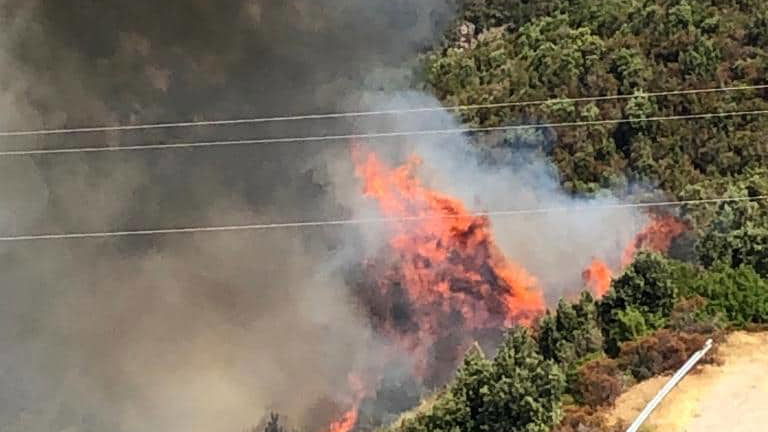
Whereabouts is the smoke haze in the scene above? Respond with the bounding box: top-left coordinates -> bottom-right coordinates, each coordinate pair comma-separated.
0,2 -> 648,431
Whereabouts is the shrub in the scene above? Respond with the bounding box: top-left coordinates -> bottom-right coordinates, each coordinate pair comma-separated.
553,405 -> 626,432
668,296 -> 726,333
687,265 -> 768,326
617,330 -> 711,381
573,358 -> 624,408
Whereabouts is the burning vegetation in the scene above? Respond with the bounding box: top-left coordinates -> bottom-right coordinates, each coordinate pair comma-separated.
583,214 -> 689,298
352,148 -> 544,377
317,147 -> 691,432
320,147 -> 548,432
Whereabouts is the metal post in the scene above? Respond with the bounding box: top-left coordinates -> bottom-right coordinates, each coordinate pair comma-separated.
625,338 -> 714,432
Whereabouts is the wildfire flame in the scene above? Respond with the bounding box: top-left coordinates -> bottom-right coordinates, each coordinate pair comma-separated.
352,147 -> 544,380
324,375 -> 367,432
582,259 -> 612,297
620,213 -> 688,267
326,410 -> 358,432
583,213 -> 688,297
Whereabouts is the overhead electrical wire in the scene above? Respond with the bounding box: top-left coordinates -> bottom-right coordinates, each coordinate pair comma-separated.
0,195 -> 765,242
1,109 -> 767,156
0,84 -> 765,138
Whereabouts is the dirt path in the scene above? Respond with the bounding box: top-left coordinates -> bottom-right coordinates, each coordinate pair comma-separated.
607,332 -> 768,431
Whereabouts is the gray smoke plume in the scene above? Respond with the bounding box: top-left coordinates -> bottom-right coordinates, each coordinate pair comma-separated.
0,1 -> 649,432
0,1 -> 456,431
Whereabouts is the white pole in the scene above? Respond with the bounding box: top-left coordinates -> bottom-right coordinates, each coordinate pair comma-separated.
625,338 -> 714,432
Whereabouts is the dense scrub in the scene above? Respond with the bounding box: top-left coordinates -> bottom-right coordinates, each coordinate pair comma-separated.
427,0 -> 768,195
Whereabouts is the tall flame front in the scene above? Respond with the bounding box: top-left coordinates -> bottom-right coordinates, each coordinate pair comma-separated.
351,147 -> 544,379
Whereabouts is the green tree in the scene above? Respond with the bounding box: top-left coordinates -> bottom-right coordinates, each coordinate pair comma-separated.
538,292 -> 604,365
252,413 -> 287,432
605,253 -> 680,315
457,0 -> 557,33
483,327 -> 566,432
746,9 -> 768,46
599,253 -> 684,354
696,203 -> 768,277
688,265 -> 768,326
398,329 -> 565,432
426,0 -> 768,196
448,345 -> 494,431
679,170 -> 768,271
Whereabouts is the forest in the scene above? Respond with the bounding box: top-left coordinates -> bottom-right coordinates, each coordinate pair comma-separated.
381,0 -> 768,430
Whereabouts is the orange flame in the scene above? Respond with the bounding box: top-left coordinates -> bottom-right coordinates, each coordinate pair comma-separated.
584,213 -> 688,298
352,147 -> 544,378
326,409 -> 358,432
324,374 -> 367,432
621,213 -> 688,266
582,259 -> 612,298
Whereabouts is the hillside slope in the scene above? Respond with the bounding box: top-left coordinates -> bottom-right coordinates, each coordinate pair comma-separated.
608,331 -> 768,431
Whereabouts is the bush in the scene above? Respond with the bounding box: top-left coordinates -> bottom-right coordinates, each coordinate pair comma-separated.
687,265 -> 768,326
553,405 -> 626,432
668,296 -> 726,334
573,358 -> 624,408
617,330 -> 711,381
612,306 -> 660,342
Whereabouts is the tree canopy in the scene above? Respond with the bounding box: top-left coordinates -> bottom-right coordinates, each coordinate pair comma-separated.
425,0 -> 768,197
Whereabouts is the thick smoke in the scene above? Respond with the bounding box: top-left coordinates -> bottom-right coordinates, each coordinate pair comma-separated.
0,1 -> 455,431
0,1 -> 649,431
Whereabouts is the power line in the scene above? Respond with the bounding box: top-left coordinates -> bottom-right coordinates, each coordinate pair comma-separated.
0,84 -> 765,138
1,195 -> 765,242
2,109 -> 767,157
